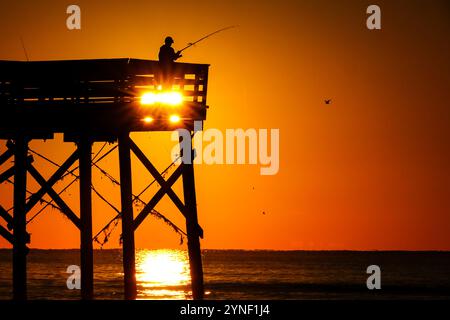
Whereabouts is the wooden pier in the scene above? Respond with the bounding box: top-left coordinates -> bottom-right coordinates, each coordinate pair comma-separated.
0,58 -> 209,300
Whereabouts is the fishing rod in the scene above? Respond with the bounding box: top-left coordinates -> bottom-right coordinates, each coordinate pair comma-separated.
19,36 -> 30,61
178,25 -> 238,53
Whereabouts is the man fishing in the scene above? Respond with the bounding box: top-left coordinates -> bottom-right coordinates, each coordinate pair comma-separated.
157,28 -> 236,88
158,36 -> 182,89
159,36 -> 182,64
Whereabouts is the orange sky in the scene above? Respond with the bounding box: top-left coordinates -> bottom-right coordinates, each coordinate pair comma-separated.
0,0 -> 449,250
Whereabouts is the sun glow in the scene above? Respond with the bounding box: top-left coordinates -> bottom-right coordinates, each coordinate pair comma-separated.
140,91 -> 183,106
169,114 -> 181,123
136,249 -> 191,299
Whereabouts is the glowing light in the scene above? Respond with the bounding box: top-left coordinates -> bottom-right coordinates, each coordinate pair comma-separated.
140,91 -> 183,106
143,117 -> 154,123
169,114 -> 181,123
160,92 -> 183,106
136,250 -> 191,299
141,93 -> 157,105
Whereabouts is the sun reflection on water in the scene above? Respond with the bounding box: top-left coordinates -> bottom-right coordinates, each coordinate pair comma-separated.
136,249 -> 191,299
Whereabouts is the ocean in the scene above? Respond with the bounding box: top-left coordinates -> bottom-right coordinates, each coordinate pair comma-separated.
0,249 -> 449,300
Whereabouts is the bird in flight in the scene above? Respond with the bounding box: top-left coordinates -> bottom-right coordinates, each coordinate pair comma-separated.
325,99 -> 332,105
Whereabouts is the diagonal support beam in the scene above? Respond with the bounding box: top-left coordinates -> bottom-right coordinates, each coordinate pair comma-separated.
0,166 -> 15,184
129,138 -> 187,217
0,205 -> 13,230
27,164 -> 81,229
0,148 -> 13,167
0,224 -> 13,244
25,150 -> 79,213
133,164 -> 184,230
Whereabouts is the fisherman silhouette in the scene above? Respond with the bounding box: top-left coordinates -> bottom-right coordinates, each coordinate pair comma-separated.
158,36 -> 182,89
159,36 -> 182,63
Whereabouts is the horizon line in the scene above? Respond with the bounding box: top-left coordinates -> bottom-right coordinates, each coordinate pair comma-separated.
1,248 -> 450,253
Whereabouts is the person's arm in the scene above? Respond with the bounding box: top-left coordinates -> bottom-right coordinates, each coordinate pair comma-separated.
174,50 -> 182,61
170,47 -> 182,61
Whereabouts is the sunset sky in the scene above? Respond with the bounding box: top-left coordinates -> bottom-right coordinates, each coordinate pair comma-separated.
0,0 -> 449,250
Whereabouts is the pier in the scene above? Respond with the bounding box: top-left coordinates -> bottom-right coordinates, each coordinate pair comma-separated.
0,58 -> 209,300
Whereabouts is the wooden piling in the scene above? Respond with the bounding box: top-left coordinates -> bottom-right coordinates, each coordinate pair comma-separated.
118,134 -> 137,300
12,137 -> 28,300
78,139 -> 94,300
180,135 -> 204,300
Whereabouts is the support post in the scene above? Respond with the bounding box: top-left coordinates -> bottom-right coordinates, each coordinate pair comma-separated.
12,137 -> 28,300
180,134 -> 204,300
118,134 -> 137,300
78,139 -> 94,300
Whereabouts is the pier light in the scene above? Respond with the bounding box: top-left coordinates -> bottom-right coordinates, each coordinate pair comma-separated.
143,116 -> 154,123
169,114 -> 181,123
141,93 -> 157,105
160,92 -> 183,106
140,91 -> 183,106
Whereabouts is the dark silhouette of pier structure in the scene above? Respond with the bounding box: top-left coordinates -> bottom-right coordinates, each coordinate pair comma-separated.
0,59 -> 209,300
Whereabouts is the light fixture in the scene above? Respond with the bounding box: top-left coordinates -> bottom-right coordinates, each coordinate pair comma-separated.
159,92 -> 183,106
140,91 -> 183,106
169,114 -> 181,123
141,93 -> 157,105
